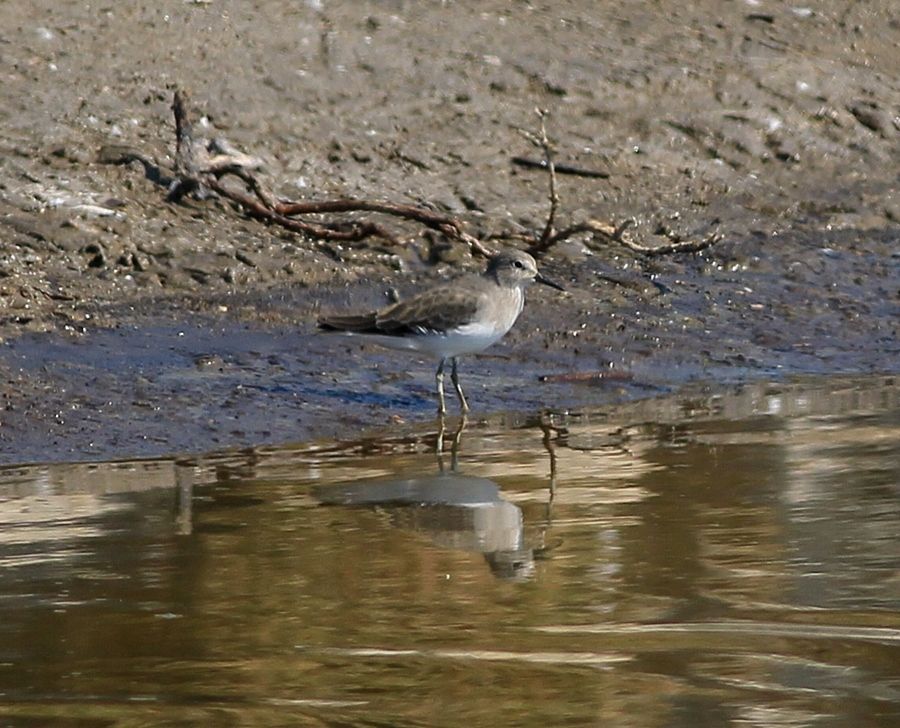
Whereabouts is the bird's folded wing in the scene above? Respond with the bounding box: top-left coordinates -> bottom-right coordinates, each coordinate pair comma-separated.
318,312 -> 378,332
376,286 -> 481,335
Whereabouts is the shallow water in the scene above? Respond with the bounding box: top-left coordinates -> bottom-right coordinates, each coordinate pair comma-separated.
0,377 -> 898,726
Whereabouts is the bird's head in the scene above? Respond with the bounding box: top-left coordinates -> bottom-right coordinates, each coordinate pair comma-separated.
487,250 -> 565,291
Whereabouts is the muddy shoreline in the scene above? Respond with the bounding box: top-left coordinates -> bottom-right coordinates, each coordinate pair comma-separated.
1,1 -> 898,464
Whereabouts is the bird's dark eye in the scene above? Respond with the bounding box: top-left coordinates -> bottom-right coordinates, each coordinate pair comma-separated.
513,260 -> 524,268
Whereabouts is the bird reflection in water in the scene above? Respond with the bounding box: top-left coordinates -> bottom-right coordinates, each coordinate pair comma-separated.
313,415 -> 560,579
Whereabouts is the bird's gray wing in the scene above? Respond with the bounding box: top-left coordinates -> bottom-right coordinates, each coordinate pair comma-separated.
317,311 -> 378,332
375,285 -> 482,335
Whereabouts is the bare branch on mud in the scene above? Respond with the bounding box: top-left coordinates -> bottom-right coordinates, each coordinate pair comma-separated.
204,177 -> 400,243
159,89 -> 494,256
168,90 -> 266,203
511,157 -> 610,179
171,90 -> 196,180
273,198 -> 492,256
509,113 -> 723,258
108,89 -> 720,263
548,219 -> 724,256
518,109 -> 559,253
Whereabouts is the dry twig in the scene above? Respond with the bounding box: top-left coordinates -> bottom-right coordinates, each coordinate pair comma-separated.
164,89 -> 493,257
512,156 -> 610,179
547,219 -> 724,256
111,89 -> 720,264
517,109 -> 559,253
511,112 -> 722,258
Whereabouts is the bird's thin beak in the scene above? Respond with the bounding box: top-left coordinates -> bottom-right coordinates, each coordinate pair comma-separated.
536,272 -> 565,292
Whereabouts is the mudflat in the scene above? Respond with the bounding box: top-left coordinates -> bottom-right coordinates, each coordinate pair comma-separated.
1,1 -> 898,463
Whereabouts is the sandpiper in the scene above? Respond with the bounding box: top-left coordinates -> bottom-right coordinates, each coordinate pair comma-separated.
318,249 -> 564,415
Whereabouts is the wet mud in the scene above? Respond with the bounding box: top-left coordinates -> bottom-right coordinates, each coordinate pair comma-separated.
0,1 -> 898,463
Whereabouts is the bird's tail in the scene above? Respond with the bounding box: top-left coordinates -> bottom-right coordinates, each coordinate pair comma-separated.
317,312 -> 379,333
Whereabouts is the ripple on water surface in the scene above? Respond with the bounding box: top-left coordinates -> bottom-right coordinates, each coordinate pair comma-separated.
0,376 -> 898,726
